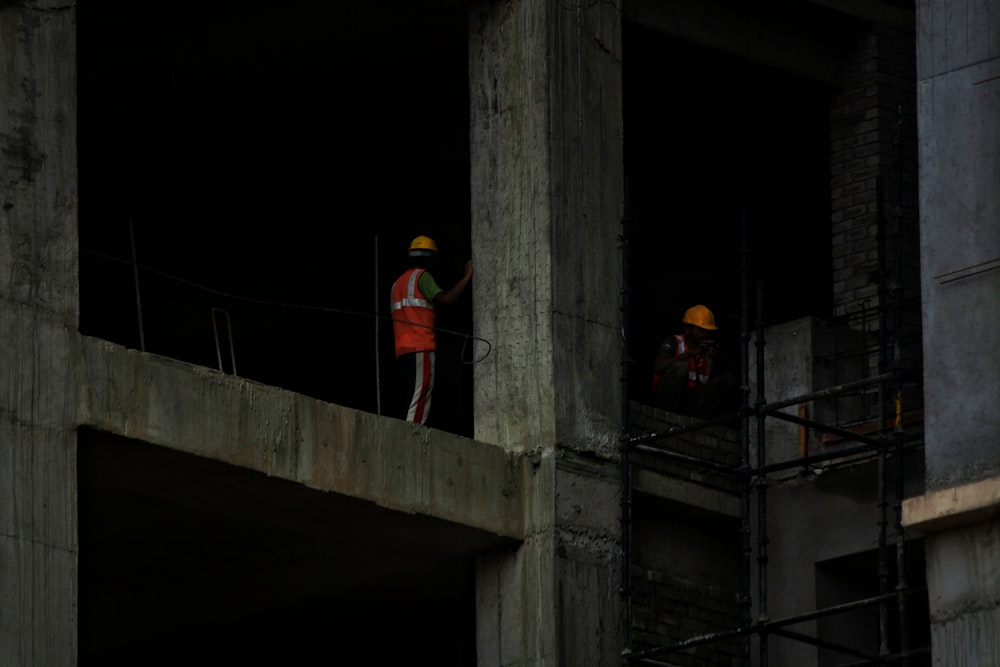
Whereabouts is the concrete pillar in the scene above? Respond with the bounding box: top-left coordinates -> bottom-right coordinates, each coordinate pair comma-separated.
0,3 -> 79,666
904,0 -> 1000,663
468,0 -> 623,664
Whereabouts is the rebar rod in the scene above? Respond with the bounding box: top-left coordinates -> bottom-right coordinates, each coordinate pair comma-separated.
129,220 -> 146,352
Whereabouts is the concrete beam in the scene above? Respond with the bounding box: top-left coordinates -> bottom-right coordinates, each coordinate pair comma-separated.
77,336 -> 525,541
902,475 -> 1000,535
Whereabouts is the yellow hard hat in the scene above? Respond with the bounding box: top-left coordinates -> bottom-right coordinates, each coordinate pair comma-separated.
682,304 -> 718,330
408,235 -> 438,257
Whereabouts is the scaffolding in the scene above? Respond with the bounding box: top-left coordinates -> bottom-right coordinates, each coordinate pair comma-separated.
618,184 -> 928,666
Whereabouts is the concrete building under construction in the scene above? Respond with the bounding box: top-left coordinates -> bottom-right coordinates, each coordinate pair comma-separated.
2,0 -> 998,665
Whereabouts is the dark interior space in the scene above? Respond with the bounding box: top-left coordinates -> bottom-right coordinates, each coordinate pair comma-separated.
78,5 -> 837,434
623,22 -> 834,406
815,544 -> 931,666
78,5 -> 835,427
77,431 -> 510,666
77,0 -> 475,436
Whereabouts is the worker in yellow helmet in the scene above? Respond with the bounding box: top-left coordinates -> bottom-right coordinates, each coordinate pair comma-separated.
390,235 -> 473,425
651,304 -> 737,419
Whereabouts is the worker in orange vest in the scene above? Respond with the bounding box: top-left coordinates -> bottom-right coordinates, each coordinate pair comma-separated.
390,235 -> 473,425
651,304 -> 738,419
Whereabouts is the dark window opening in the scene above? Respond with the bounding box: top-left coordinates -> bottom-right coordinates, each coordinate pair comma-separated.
815,543 -> 931,666
623,23 -> 833,405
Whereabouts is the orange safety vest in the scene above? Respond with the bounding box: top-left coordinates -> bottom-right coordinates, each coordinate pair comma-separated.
391,268 -> 437,356
680,334 -> 713,390
652,334 -> 713,393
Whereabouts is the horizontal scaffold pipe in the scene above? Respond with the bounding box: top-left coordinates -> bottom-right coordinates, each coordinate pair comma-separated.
759,435 -> 922,475
758,372 -> 897,415
630,443 -> 744,477
627,587 -> 927,662
766,408 -> 888,448
768,626 -> 881,662
626,408 -> 749,447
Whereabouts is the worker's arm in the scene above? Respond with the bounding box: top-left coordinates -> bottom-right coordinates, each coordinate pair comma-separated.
434,260 -> 473,306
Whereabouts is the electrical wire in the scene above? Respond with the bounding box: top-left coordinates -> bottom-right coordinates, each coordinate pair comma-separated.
81,247 -> 493,364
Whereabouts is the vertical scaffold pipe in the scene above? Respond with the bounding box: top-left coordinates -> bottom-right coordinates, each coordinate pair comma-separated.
619,177 -> 633,654
876,175 -> 891,657
892,108 -> 911,664
755,283 -> 769,667
739,212 -> 753,667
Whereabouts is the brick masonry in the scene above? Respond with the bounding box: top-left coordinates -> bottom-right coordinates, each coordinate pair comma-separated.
627,401 -> 743,665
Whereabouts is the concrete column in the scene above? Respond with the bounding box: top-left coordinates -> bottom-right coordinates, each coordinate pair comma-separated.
905,0 -> 1000,663
469,0 -> 623,664
0,3 -> 79,666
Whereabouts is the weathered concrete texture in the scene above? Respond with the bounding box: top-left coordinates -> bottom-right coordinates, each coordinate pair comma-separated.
916,0 -> 1000,491
476,535 -> 556,667
78,336 -> 524,540
469,0 -> 558,451
0,419 -> 77,667
903,475 -> 1000,535
909,1 -> 1000,663
924,519 -> 1000,663
1,5 -> 78,667
469,0 -> 622,455
469,0 -> 624,663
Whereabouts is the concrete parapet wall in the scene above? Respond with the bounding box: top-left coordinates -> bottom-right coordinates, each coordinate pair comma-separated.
78,336 -> 525,541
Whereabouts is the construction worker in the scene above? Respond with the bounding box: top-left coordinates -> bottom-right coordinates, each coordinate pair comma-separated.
390,235 -> 473,425
651,304 -> 738,419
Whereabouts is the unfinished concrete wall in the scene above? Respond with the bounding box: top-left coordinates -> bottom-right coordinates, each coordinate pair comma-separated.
903,0 -> 1000,664
0,4 -> 78,666
469,0 -> 624,664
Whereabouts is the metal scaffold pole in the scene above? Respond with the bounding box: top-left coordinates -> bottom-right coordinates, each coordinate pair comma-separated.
739,211 -> 753,667
754,282 -> 769,667
620,177 -> 634,658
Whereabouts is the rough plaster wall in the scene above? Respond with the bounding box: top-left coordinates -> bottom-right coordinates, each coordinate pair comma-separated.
916,0 -> 1000,490
0,4 -> 79,666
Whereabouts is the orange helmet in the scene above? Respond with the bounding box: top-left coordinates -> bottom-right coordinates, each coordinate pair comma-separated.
682,304 -> 717,330
408,235 -> 438,257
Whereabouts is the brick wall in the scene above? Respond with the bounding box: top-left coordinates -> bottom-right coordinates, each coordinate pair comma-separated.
629,401 -> 742,496
627,401 -> 743,665
829,24 -> 921,387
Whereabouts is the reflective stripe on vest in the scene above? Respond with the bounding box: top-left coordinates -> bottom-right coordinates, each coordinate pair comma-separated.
677,334 -> 712,389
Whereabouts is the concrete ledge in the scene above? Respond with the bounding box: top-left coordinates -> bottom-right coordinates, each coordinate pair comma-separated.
902,475 -> 1000,534
77,336 -> 525,540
